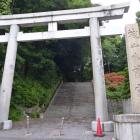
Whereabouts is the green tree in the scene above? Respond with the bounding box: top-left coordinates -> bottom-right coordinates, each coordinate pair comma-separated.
111,36 -> 127,72
102,36 -> 127,73
68,0 -> 93,9
122,67 -> 130,99
102,37 -> 116,73
0,0 -> 11,15
11,0 -> 95,82
0,0 -> 12,80
136,11 -> 140,32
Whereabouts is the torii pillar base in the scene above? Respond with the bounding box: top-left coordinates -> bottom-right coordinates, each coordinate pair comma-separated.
91,121 -> 114,132
0,120 -> 12,130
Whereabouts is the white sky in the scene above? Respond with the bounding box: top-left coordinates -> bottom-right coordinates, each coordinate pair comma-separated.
91,0 -> 140,33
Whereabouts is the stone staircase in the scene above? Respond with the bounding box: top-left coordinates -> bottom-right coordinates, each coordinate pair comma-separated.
44,82 -> 95,119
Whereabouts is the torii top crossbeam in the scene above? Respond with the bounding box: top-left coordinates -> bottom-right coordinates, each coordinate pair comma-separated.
0,2 -> 129,28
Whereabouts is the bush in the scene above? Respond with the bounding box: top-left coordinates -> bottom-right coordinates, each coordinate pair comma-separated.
11,78 -> 47,107
9,77 -> 60,121
105,72 -> 125,85
106,84 -> 124,100
8,108 -> 24,121
116,110 -> 123,114
121,67 -> 131,99
117,71 -> 125,76
105,72 -> 125,100
105,68 -> 131,100
28,112 -> 40,118
107,84 -> 117,91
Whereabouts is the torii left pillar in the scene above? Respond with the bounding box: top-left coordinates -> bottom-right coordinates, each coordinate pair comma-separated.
0,24 -> 19,129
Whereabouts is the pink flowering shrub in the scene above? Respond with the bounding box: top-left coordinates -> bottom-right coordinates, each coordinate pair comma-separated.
105,72 -> 125,85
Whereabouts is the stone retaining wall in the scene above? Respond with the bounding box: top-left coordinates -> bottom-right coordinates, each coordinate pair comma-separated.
107,99 -> 123,113
123,98 -> 132,114
107,98 -> 132,114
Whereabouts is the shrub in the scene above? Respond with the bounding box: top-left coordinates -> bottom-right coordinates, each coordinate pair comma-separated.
11,78 -> 46,107
9,77 -> 61,121
107,84 -> 117,91
105,72 -> 126,100
106,84 -> 124,100
8,108 -> 24,121
28,112 -> 40,118
121,67 -> 131,99
105,72 -> 125,85
105,68 -> 131,100
117,71 -> 125,76
116,110 -> 123,114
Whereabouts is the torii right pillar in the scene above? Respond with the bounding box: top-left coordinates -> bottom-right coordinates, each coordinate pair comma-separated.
89,17 -> 114,132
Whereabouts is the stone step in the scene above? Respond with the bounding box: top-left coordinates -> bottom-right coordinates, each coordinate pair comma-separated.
44,82 -> 95,118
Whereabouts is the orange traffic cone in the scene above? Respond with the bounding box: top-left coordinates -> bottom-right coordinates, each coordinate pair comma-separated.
94,118 -> 105,137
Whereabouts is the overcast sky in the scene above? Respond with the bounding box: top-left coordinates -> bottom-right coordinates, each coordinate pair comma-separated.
91,0 -> 140,32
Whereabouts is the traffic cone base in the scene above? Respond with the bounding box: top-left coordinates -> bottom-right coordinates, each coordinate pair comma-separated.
94,134 -> 105,137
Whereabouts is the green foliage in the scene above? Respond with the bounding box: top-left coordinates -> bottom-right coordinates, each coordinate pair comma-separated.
0,0 -> 12,15
106,84 -> 124,100
0,44 -> 6,80
121,67 -> 131,99
10,0 -> 95,83
28,112 -> 40,118
12,0 -> 94,14
11,78 -> 58,108
116,110 -> 123,114
81,62 -> 93,81
105,72 -> 125,100
136,11 -> 140,32
111,36 -> 127,72
102,35 -> 127,73
102,37 -> 116,72
8,108 -> 24,121
68,0 -> 94,9
53,38 -> 92,81
105,68 -> 131,100
11,78 -> 45,107
105,72 -> 125,85
117,71 -> 125,76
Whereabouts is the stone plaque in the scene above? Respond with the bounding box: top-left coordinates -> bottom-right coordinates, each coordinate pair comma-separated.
125,23 -> 140,114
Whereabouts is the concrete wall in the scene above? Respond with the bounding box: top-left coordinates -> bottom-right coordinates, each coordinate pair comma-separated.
107,98 -> 132,114
123,98 -> 132,114
107,99 -> 123,113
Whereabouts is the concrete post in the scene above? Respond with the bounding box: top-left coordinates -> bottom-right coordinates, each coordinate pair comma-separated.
113,23 -> 140,140
125,23 -> 140,114
0,24 -> 19,122
48,22 -> 58,31
89,17 -> 108,122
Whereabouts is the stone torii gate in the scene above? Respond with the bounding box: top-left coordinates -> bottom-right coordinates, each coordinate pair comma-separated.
0,2 -> 129,129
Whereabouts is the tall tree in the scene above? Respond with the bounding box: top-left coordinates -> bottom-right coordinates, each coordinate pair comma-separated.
102,36 -> 127,73
0,0 -> 11,15
10,0 -> 95,82
0,0 -> 12,80
102,37 -> 116,73
136,11 -> 140,32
